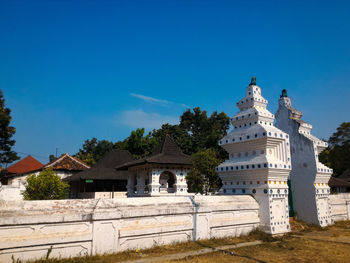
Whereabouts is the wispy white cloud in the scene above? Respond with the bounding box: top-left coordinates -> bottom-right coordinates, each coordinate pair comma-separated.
116,109 -> 179,129
130,93 -> 171,105
129,93 -> 190,108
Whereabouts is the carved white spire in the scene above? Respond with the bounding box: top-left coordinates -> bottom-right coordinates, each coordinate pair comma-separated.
217,77 -> 292,235
276,90 -> 333,227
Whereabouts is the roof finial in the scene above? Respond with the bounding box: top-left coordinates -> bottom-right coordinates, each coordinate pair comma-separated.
250,76 -> 256,86
281,89 -> 288,98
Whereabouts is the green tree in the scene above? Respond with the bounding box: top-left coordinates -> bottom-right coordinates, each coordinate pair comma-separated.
49,155 -> 57,163
75,138 -> 114,166
319,122 -> 350,176
119,128 -> 156,158
23,169 -> 70,200
0,90 -> 19,167
180,107 -> 230,158
149,124 -> 193,155
186,148 -> 222,194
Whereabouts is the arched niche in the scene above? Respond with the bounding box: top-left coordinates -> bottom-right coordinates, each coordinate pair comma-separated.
159,171 -> 176,192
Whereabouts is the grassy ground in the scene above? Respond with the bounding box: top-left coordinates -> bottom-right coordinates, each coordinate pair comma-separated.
161,221 -> 350,263
27,220 -> 350,263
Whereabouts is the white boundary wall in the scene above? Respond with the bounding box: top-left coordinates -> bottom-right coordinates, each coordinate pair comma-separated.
330,193 -> 350,221
0,196 -> 259,262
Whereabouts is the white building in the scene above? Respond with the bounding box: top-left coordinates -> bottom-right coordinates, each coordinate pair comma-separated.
217,77 -> 292,234
116,134 -> 191,197
275,89 -> 333,226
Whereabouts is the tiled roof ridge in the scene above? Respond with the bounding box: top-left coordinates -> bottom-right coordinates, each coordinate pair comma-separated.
44,153 -> 90,169
6,155 -> 44,175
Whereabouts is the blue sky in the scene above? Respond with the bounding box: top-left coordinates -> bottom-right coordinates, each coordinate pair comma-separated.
1,0 -> 349,164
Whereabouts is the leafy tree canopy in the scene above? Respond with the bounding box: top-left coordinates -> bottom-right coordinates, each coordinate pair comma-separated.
186,148 -> 222,194
0,90 -> 19,166
75,108 -> 230,187
319,122 -> 350,176
180,107 -> 229,159
23,168 -> 70,200
75,138 -> 115,166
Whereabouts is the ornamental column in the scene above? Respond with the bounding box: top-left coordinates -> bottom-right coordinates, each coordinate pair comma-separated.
126,174 -> 135,197
217,77 -> 292,234
148,168 -> 161,196
136,172 -> 146,196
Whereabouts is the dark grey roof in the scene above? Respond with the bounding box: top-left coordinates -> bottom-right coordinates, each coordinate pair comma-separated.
328,176 -> 350,187
116,134 -> 191,170
64,149 -> 134,181
338,169 -> 350,182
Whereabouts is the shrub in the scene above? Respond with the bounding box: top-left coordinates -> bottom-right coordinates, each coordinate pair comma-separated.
23,168 -> 69,200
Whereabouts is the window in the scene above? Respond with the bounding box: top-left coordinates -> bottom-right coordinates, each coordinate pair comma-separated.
255,133 -> 258,138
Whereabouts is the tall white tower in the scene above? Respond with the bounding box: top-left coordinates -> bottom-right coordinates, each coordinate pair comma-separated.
217,77 -> 291,234
275,89 -> 333,226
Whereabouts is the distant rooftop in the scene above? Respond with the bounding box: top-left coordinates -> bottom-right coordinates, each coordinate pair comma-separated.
44,153 -> 90,171
64,149 -> 134,181
116,134 -> 191,170
5,156 -> 44,175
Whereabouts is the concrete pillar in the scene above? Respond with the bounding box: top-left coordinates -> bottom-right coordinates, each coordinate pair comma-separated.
136,173 -> 145,196
126,174 -> 136,197
148,169 -> 160,196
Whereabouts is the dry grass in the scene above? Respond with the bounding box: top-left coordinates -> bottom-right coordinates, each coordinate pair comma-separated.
27,221 -> 350,263
161,221 -> 350,263
27,232 -> 264,263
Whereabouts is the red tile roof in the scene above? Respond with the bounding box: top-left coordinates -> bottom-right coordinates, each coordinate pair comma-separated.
44,153 -> 90,171
6,156 -> 44,175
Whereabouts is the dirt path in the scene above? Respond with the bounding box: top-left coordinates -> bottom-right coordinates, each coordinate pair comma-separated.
118,240 -> 263,263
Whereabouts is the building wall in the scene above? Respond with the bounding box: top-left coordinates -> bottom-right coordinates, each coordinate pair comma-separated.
0,182 -> 25,201
330,193 -> 350,221
77,191 -> 127,199
0,195 -> 259,262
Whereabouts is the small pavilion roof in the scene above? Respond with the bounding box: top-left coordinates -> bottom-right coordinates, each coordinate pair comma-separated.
5,156 -> 44,176
116,134 -> 191,170
328,176 -> 350,188
338,169 -> 350,182
44,153 -> 90,171
64,149 -> 134,181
